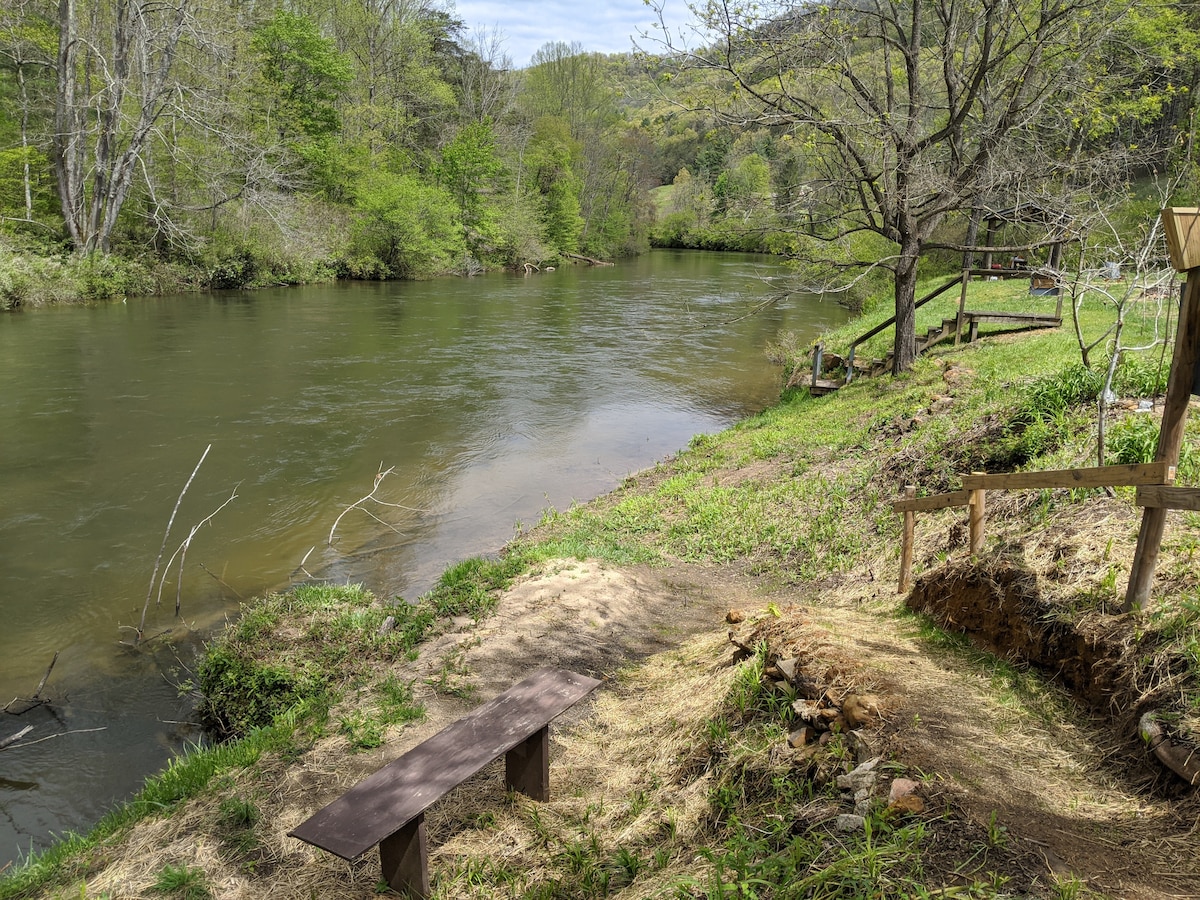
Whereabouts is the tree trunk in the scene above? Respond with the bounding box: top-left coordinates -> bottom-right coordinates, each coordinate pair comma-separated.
52,0 -> 187,254
892,234 -> 920,374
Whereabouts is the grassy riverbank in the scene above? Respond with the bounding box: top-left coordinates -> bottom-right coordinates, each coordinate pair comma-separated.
3,275 -> 1200,898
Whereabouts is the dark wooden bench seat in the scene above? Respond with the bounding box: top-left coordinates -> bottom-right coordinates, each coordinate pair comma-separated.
289,667 -> 601,897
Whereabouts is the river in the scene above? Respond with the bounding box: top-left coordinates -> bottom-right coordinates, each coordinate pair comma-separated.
0,249 -> 850,867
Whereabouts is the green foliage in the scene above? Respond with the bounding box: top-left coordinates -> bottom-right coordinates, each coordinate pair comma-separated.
151,864 -> 210,900
1107,414 -> 1200,482
438,121 -> 505,242
252,10 -> 352,141
196,644 -> 323,739
348,172 -> 462,278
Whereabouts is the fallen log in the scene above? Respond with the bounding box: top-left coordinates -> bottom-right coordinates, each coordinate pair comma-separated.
564,252 -> 614,267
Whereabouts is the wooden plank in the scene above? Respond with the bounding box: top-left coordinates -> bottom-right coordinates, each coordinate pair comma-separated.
1136,485 -> 1200,512
961,462 -> 1174,492
1162,208 -> 1200,272
893,490 -> 971,513
289,667 -> 601,861
962,312 -> 1061,325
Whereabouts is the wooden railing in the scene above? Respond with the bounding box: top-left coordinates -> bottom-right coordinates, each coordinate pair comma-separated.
892,461 -> 1197,593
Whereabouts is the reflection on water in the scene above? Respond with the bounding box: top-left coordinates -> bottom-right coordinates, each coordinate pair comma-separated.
0,250 -> 850,866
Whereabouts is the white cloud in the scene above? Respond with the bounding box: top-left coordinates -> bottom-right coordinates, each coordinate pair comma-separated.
452,0 -> 675,67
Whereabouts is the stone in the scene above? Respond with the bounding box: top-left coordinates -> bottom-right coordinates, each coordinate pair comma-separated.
377,616 -> 396,635
845,730 -> 878,764
842,694 -> 882,729
836,758 -> 881,793
776,658 -> 799,683
888,778 -> 921,804
793,699 -> 822,724
887,794 -> 925,816
836,814 -> 866,832
787,726 -> 816,748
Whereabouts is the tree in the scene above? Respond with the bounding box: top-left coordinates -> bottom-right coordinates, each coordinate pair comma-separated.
657,0 -> 1136,372
53,0 -> 190,253
0,0 -> 56,225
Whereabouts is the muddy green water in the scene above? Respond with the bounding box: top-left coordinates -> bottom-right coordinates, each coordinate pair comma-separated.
0,250 -> 850,865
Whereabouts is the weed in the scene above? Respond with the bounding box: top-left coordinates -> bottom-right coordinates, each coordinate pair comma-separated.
151,864 -> 210,900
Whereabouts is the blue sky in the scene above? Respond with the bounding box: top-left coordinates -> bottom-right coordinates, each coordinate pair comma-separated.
451,0 -> 681,67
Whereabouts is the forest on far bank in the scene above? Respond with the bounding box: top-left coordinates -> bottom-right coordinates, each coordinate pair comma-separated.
2,0 -> 1200,308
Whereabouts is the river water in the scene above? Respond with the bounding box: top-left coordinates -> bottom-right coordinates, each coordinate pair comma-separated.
0,250 -> 849,866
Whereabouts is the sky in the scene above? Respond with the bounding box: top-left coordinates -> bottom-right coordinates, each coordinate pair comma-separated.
450,0 -> 683,68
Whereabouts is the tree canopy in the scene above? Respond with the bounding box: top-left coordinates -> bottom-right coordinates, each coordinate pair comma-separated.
0,0 -> 1196,307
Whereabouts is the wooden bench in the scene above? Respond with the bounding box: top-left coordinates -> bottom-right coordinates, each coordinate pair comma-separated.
289,667 -> 601,897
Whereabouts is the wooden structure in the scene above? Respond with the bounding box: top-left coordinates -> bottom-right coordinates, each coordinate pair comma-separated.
1124,208 -> 1200,611
894,462 -> 1181,594
806,266 -> 1062,394
290,667 -> 601,897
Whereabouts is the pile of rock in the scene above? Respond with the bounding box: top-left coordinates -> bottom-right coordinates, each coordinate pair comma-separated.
729,618 -> 926,831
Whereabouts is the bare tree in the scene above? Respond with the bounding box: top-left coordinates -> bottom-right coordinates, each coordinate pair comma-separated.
654,0 -> 1134,373
0,0 -> 56,224
52,0 -> 189,253
1066,194 -> 1177,466
456,25 -> 517,125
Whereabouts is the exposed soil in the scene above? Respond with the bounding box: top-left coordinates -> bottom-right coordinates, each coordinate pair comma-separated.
69,554 -> 1200,900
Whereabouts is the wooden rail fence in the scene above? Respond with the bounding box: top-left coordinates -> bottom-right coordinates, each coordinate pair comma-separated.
892,461 -> 1200,594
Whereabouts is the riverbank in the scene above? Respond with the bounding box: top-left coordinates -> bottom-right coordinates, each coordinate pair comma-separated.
3,277 -> 1200,898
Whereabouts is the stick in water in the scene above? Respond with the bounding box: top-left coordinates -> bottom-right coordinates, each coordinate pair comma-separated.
138,445 -> 211,643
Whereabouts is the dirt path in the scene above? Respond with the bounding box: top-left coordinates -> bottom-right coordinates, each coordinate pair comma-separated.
83,559 -> 1198,899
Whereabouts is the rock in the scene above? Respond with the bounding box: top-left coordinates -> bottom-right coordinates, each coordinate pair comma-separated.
787,726 -> 816,748
846,730 -> 878,764
887,794 -> 925,816
726,609 -> 745,624
888,778 -> 921,803
377,615 -> 396,635
836,814 -> 866,832
836,758 -> 880,793
842,694 -> 882,729
793,699 -> 823,725
777,658 -> 799,683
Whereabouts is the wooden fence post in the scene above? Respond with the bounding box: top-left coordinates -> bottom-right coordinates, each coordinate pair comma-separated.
899,485 -> 916,593
955,269 -> 969,346
1125,209 -> 1200,612
968,475 -> 986,557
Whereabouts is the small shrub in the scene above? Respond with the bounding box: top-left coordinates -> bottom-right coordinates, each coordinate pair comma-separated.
196,645 -> 323,739
151,864 -> 210,900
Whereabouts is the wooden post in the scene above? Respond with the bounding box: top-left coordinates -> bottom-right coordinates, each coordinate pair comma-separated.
968,478 -> 986,557
505,725 -> 550,801
1125,214 -> 1200,611
955,269 -> 969,346
811,342 -> 824,389
899,486 -> 916,593
380,814 -> 430,898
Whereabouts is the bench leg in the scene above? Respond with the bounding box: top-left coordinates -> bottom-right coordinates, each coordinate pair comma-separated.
505,724 -> 549,801
379,813 -> 430,899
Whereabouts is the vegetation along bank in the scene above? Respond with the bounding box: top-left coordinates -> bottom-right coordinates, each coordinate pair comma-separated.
2,270 -> 1199,898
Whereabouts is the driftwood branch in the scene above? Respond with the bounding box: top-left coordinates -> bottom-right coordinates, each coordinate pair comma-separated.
139,445 -> 211,642
0,726 -> 33,750
3,726 -> 107,751
154,484 -> 241,615
4,651 -> 60,714
328,465 -> 422,546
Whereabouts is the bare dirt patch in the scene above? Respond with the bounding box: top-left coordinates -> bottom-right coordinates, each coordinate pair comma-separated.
79,559 -> 1199,899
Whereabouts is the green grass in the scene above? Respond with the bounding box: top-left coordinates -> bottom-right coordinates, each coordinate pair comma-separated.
6,269 -> 1197,900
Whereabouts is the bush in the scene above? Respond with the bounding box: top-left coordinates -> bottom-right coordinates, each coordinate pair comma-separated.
196,645 -> 323,739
